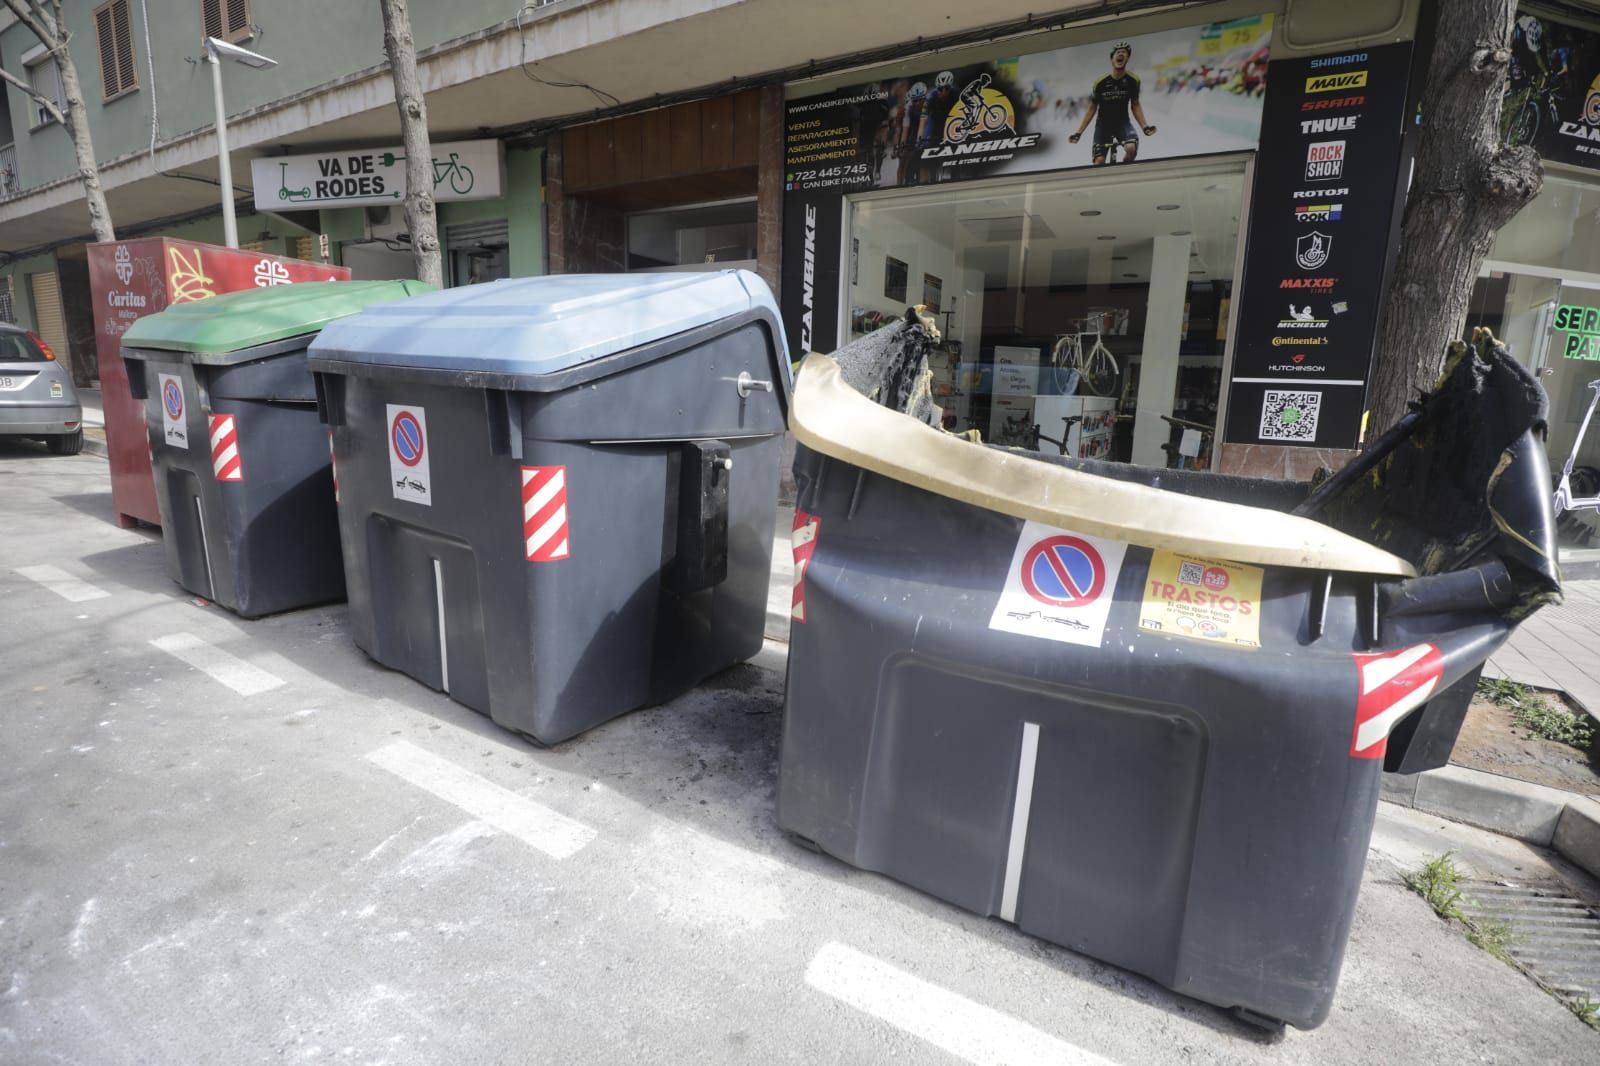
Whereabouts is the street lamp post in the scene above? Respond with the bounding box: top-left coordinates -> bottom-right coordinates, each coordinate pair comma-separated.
203,36 -> 277,249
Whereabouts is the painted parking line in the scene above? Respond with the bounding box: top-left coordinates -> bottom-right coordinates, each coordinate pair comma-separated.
149,632 -> 286,696
15,564 -> 110,603
805,942 -> 1120,1066
365,741 -> 596,860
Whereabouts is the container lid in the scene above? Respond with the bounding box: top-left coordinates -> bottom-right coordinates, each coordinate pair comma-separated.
306,270 -> 787,379
122,279 -> 434,356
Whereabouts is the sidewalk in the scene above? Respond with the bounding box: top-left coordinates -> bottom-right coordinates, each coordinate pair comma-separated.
1485,579 -> 1600,720
77,383 -> 108,458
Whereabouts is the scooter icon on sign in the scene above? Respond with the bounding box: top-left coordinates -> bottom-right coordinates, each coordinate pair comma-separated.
278,162 -> 312,202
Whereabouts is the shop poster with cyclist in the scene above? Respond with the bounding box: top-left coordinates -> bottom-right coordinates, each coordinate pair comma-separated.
1499,11 -> 1600,169
783,15 -> 1271,195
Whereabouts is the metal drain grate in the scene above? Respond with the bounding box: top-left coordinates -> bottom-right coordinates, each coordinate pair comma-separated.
1466,883 -> 1600,999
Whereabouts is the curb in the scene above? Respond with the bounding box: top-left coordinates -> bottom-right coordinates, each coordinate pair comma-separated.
1384,765 -> 1600,880
83,434 -> 108,459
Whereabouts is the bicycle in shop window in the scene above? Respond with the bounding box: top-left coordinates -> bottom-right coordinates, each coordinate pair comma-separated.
1050,325 -> 1120,398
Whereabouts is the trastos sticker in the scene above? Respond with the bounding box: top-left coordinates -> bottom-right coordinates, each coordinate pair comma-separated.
1138,550 -> 1264,647
990,521 -> 1127,647
386,404 -> 431,505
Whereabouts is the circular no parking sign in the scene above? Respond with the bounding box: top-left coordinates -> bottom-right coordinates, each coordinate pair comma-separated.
1020,535 -> 1106,609
390,410 -> 424,468
162,379 -> 184,420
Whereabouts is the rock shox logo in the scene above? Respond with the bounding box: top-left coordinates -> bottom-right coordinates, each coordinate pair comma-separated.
1295,202 -> 1343,222
1301,116 -> 1358,134
922,76 -> 1041,161
1301,94 -> 1365,112
1306,140 -> 1346,181
1305,70 -> 1368,93
1295,231 -> 1333,270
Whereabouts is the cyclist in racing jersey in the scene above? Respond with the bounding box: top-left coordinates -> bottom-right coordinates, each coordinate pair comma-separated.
1067,41 -> 1157,165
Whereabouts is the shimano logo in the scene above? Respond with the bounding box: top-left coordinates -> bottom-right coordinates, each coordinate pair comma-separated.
800,205 -> 817,351
1310,52 -> 1367,69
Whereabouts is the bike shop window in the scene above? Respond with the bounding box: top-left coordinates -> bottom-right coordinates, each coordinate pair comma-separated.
845,160 -> 1246,468
626,200 -> 757,271
446,220 -> 510,286
1462,168 -> 1600,554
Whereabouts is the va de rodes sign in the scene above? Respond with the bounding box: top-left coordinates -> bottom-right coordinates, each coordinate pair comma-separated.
250,139 -> 503,211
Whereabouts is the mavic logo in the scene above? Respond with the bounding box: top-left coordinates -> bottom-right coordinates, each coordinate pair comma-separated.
1305,70 -> 1368,93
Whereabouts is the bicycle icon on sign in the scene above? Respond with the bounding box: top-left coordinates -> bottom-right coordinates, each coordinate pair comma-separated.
380,151 -> 475,196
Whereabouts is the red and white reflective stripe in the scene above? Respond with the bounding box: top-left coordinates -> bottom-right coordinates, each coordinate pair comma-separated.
522,465 -> 570,562
1350,643 -> 1444,759
209,414 -> 242,482
791,510 -> 820,623
328,431 -> 339,504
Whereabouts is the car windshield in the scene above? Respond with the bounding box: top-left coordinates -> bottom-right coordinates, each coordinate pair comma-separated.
0,331 -> 48,363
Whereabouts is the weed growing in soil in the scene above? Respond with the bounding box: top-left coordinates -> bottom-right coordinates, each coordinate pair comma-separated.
1475,678 -> 1595,752
1571,994 -> 1600,1030
1466,916 -> 1515,965
1404,852 -> 1466,921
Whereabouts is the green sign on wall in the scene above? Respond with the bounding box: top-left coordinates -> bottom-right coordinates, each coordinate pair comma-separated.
1553,303 -> 1600,360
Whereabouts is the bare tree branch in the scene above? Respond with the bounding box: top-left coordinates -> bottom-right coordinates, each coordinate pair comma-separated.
0,62 -> 65,125
1,0 -> 59,49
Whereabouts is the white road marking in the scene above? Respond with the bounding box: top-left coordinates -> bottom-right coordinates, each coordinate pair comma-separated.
68,898 -> 98,957
365,741 -> 596,860
805,942 -> 1120,1066
149,632 -> 285,696
15,564 -> 109,603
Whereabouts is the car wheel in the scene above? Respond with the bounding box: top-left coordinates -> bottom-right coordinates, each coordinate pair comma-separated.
47,429 -> 84,456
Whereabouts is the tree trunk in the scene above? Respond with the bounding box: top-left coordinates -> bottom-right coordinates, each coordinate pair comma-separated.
1367,0 -> 1541,437
378,0 -> 443,288
53,43 -> 115,244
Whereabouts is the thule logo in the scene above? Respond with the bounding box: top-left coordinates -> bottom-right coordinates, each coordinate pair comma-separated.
1301,116 -> 1358,134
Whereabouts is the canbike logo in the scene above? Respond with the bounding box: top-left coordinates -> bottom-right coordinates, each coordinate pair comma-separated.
922,75 -> 1041,160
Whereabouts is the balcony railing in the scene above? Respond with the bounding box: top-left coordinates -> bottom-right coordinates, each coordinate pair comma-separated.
0,143 -> 18,201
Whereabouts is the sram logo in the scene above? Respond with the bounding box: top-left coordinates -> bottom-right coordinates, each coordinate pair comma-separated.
1302,94 -> 1365,112
1306,70 -> 1368,93
1301,115 -> 1358,134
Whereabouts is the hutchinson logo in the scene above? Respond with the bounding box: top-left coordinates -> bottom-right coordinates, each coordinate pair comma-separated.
1305,70 -> 1368,93
922,75 -> 1041,160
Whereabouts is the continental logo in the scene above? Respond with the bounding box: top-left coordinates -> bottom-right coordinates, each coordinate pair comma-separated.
1305,70 -> 1368,93
1273,336 -> 1329,346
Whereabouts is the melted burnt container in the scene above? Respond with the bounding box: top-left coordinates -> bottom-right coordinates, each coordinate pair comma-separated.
775,326 -> 1560,1031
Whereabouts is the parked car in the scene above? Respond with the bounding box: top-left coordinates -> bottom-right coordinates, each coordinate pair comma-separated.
0,323 -> 83,455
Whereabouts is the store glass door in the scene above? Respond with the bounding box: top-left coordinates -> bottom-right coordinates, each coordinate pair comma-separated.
844,157 -> 1248,468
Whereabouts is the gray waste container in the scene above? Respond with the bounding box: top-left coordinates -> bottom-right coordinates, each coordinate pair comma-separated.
776,323 -> 1561,1031
121,280 -> 432,618
307,271 -> 791,744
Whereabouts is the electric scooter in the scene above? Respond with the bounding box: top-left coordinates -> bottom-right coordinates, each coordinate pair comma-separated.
1554,377 -> 1600,522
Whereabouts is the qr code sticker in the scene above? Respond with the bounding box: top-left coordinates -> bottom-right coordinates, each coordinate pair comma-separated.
1178,560 -> 1205,586
1259,390 -> 1322,442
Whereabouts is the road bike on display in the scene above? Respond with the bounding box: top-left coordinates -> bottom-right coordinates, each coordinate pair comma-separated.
1554,378 -> 1600,546
1029,415 -> 1085,455
1051,327 -> 1119,397
378,151 -> 476,195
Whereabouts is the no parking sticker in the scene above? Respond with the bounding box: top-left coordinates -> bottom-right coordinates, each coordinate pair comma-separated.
386,404 -> 431,505
989,521 -> 1128,647
158,373 -> 187,449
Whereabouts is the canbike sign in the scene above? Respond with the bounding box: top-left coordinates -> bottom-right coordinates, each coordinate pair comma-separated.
250,139 -> 503,210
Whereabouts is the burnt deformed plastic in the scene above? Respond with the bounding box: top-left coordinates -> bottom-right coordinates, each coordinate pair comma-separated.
306,271 -> 791,744
775,327 -> 1560,1031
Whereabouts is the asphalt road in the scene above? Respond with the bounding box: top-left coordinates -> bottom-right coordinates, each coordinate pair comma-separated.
2,440 -> 1597,1064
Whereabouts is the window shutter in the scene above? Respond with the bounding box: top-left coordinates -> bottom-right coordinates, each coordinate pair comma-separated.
114,3 -> 136,94
202,0 -> 222,39
226,0 -> 251,37
95,5 -> 118,98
